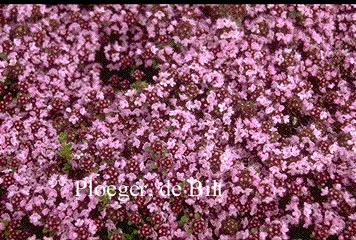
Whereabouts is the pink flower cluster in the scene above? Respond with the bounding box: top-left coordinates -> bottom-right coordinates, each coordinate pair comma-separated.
0,4 -> 356,240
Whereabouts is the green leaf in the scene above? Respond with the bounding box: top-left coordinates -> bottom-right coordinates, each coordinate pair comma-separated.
161,148 -> 167,157
150,164 -> 158,170
106,159 -> 114,166
125,233 -> 134,240
107,230 -> 114,238
174,42 -> 182,49
130,80 -> 148,90
99,194 -> 110,203
251,228 -> 258,234
178,213 -> 189,226
194,213 -> 200,219
108,188 -> 116,196
156,43 -> 163,49
168,39 -> 175,47
165,126 -> 174,131
99,194 -> 111,211
169,40 -> 182,49
2,220 -> 9,227
42,228 -> 49,234
234,19 -> 242,28
58,132 -> 67,144
128,65 -> 138,75
187,229 -> 193,234
5,228 -> 10,237
0,53 -> 7,60
59,143 -> 72,160
98,113 -> 106,120
151,153 -> 159,160
146,217 -> 151,222
289,10 -> 303,18
62,162 -> 72,172
152,59 -> 159,69
162,169 -> 167,176
92,165 -> 99,173
4,78 -> 12,86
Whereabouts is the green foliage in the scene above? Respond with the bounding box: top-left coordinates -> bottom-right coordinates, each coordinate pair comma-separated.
130,80 -> 148,90
99,194 -> 111,203
152,59 -> 159,69
58,132 -> 68,144
288,10 -> 305,24
150,163 -> 158,170
121,227 -> 147,240
59,143 -> 72,160
4,78 -> 13,86
169,40 -> 182,49
98,113 -> 106,120
234,19 -> 242,28
92,165 -> 99,173
0,53 -> 7,60
5,229 -> 10,238
106,111 -> 114,116
59,139 -> 72,173
99,194 -> 111,211
178,213 -> 189,226
161,148 -> 167,157
288,10 -> 303,18
178,181 -> 186,188
165,125 -> 174,131
107,230 -> 114,238
124,233 -> 135,240
107,188 -> 116,196
151,153 -> 159,160
128,65 -> 138,75
62,162 -> 72,172
175,42 -> 182,49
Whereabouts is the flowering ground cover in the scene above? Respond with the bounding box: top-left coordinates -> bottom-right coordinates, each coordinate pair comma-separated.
0,4 -> 356,240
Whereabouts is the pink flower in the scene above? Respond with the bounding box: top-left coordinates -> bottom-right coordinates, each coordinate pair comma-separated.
29,212 -> 42,225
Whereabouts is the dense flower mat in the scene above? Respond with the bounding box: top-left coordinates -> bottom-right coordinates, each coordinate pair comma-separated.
0,4 -> 356,240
